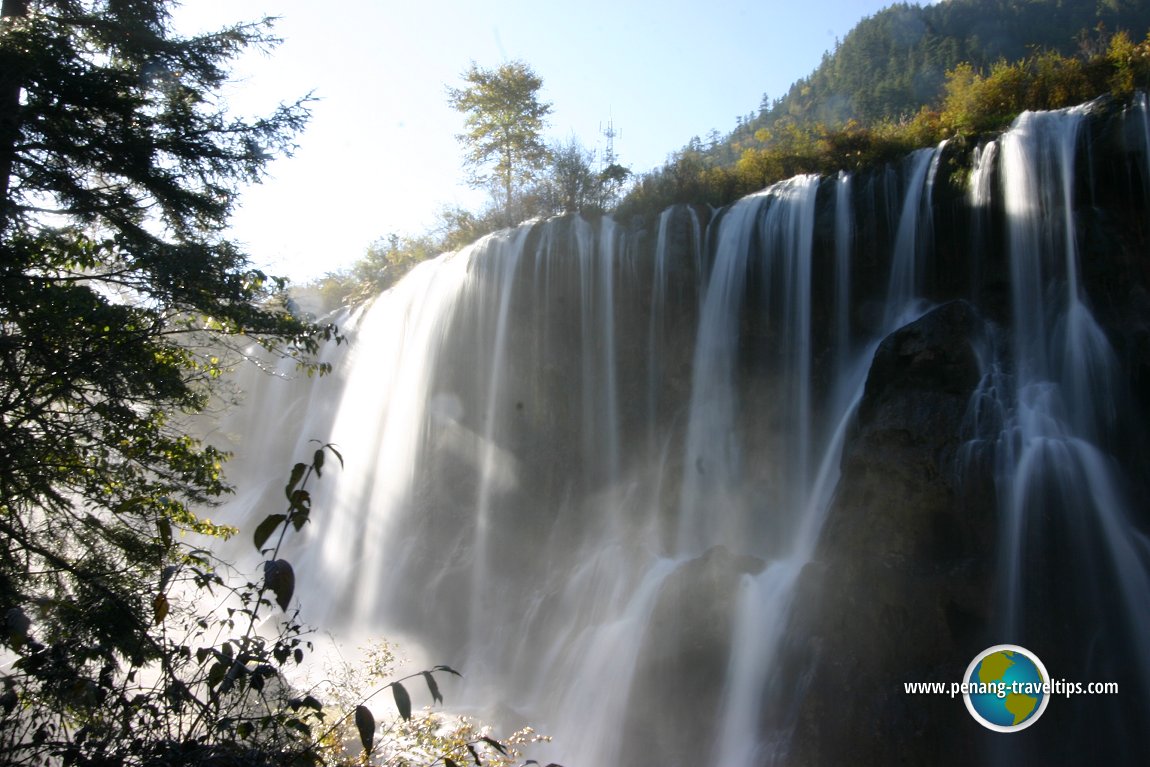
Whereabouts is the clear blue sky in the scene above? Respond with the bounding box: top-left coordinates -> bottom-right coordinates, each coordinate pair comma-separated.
172,1 -> 923,283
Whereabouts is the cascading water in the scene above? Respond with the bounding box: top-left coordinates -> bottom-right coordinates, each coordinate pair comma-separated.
963,104 -> 1150,762
212,97 -> 1150,766
647,205 -> 705,455
884,143 -> 943,327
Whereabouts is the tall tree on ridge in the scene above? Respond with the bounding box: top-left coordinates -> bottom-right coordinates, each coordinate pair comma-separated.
447,59 -> 552,225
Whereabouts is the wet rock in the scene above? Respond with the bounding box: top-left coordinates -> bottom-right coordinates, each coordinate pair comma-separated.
622,545 -> 764,767
783,300 -> 998,766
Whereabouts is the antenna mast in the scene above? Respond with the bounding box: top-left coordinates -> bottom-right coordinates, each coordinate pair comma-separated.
601,116 -> 618,170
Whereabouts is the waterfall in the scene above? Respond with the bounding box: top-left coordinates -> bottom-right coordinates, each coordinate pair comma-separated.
213,98 -> 1150,766
884,143 -> 943,327
833,171 -> 854,382
966,105 -> 1150,759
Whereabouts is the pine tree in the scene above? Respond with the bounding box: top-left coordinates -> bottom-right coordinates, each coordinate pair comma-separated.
0,2 -> 335,757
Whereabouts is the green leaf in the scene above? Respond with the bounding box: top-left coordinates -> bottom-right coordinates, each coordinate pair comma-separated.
444,759 -> 461,767
253,514 -> 286,551
479,736 -> 507,755
354,705 -> 375,753
4,607 -> 31,650
391,681 -> 412,721
253,664 -> 277,681
284,462 -> 307,499
159,565 -> 179,591
312,448 -> 324,478
423,671 -> 443,704
290,509 -> 309,532
157,517 -> 173,548
289,489 -> 311,513
206,661 -> 227,689
433,664 -> 463,677
263,560 -> 295,612
466,744 -> 481,765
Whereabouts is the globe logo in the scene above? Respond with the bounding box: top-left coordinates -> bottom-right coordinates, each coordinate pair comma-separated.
963,644 -> 1050,731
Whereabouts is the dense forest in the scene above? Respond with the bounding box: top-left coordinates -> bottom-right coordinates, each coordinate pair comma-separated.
718,0 -> 1150,162
614,0 -> 1150,216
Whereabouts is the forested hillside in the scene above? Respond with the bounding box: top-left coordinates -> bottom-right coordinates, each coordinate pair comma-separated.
723,0 -> 1150,160
612,0 -> 1150,219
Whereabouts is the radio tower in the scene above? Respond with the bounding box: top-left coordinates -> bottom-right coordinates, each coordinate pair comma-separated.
601,117 -> 618,171
598,116 -> 626,207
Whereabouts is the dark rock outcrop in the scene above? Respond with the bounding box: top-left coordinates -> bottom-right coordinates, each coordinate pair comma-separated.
623,545 -> 765,767
782,300 -> 998,765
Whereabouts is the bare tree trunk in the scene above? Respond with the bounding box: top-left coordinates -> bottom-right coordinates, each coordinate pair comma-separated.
0,0 -> 30,235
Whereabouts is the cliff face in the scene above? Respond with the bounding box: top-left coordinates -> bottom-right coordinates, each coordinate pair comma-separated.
223,97 -> 1150,766
782,300 -> 995,764
779,99 -> 1150,765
